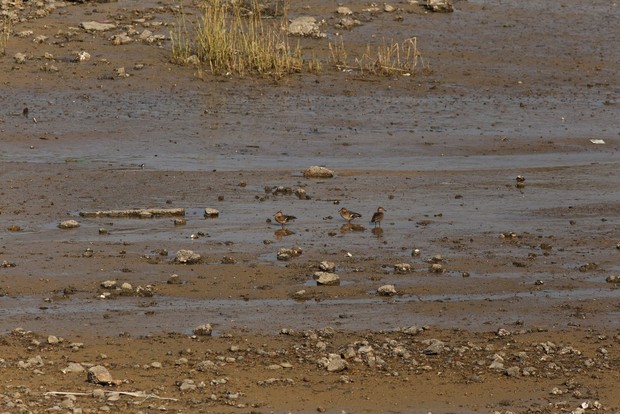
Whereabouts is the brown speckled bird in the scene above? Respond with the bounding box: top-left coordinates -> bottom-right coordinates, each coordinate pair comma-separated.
371,207 -> 386,227
274,211 -> 296,229
339,207 -> 362,224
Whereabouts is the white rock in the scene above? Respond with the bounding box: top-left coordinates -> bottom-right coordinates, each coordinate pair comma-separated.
383,4 -> 395,12
47,335 -> 59,344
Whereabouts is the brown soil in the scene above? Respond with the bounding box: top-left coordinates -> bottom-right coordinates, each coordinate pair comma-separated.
1,0 -> 619,413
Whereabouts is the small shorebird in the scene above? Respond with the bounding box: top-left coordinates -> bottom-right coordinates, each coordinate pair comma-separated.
339,207 -> 362,224
274,211 -> 296,229
371,207 -> 386,227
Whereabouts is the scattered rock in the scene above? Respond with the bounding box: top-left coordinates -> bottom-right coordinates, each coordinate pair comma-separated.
606,275 -> 620,284
422,339 -> 445,355
178,378 -> 196,391
111,33 -> 132,45
76,50 -> 91,61
394,263 -> 412,273
14,52 -> 27,64
288,16 -> 326,38
58,220 -> 80,229
323,354 -> 347,372
175,249 -> 202,264
277,246 -> 303,261
101,280 -> 117,289
497,328 -> 511,337
578,262 -> 598,272
81,21 -> 116,31
87,365 -> 115,385
319,261 -> 336,272
167,274 -> 182,284
47,335 -> 59,344
204,208 -> 220,218
383,4 -> 395,12
62,362 -> 85,374
336,6 -> 353,15
425,0 -> 453,12
303,166 -> 334,178
295,188 -> 310,200
336,17 -> 362,30
377,284 -> 397,296
429,263 -> 443,273
193,324 -> 213,336
314,272 -> 340,286
221,256 -> 236,264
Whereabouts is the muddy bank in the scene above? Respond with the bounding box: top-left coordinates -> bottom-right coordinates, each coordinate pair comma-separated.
0,0 -> 619,412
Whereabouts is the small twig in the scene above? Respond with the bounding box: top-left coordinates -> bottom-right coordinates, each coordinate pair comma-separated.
45,391 -> 178,401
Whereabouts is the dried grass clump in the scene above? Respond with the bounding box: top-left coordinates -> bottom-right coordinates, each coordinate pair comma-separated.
171,0 -> 429,78
330,36 -> 429,76
1,15 -> 11,57
171,0 -> 303,78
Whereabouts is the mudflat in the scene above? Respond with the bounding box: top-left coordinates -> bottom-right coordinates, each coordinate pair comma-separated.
1,0 -> 619,413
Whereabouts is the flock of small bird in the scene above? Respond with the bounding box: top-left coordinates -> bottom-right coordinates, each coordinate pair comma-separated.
274,207 -> 386,229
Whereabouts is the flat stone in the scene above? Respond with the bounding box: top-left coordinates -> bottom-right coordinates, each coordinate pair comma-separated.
58,220 -> 80,229
204,208 -> 219,217
87,365 -> 114,385
314,272 -> 340,286
81,21 -> 116,31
